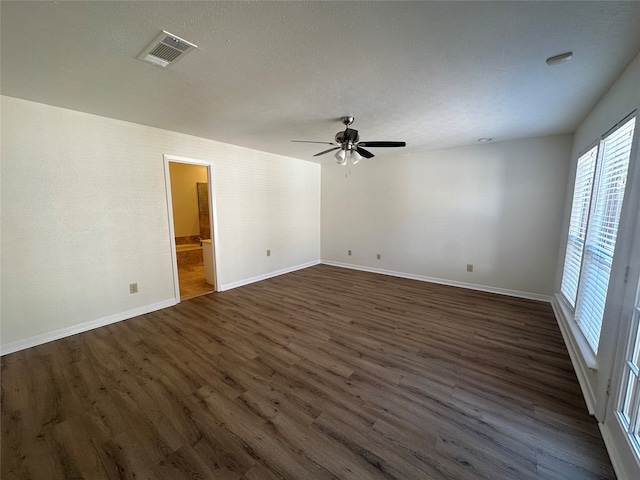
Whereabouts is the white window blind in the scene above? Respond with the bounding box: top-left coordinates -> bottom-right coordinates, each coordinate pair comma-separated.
574,116 -> 636,353
560,146 -> 598,307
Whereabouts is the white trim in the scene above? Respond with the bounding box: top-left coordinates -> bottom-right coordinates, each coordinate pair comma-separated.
163,154 -> 212,166
551,293 -> 597,414
207,164 -> 221,292
163,154 -> 220,298
218,260 -> 320,292
320,260 -> 552,302
600,419 -> 639,480
163,156 -> 181,303
0,298 -> 177,356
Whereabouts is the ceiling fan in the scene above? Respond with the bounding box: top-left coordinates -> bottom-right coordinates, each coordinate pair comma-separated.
292,116 -> 406,165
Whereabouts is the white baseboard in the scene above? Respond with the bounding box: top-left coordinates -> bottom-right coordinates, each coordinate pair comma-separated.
218,260 -> 321,292
0,298 -> 177,356
320,260 -> 552,303
550,293 -> 597,415
0,261 -> 547,355
1,260 -> 321,356
599,421 -> 636,480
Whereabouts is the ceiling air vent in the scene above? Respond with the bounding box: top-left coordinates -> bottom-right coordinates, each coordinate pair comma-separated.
137,31 -> 197,68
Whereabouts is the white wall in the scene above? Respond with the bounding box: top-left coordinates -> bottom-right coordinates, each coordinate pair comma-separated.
551,53 -> 640,416
322,135 -> 572,298
554,52 -> 640,293
0,96 -> 321,352
169,162 -> 207,238
549,52 -> 640,480
555,53 -> 640,308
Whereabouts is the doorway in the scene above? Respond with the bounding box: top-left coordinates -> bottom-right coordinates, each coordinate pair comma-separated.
164,156 -> 217,301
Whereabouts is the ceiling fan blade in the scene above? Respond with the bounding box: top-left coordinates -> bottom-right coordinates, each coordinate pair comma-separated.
355,147 -> 374,158
291,140 -> 338,145
313,147 -> 341,157
358,141 -> 406,148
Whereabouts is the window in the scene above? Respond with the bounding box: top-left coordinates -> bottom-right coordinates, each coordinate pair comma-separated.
560,115 -> 636,353
560,146 -> 598,307
617,283 -> 640,457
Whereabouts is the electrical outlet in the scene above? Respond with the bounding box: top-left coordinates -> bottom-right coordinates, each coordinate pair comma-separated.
348,250 -> 352,256
377,254 -> 381,260
467,264 -> 473,272
129,283 -> 138,294
267,249 -> 271,257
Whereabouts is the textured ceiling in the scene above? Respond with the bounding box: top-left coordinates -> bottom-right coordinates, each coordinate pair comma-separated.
2,1 -> 639,163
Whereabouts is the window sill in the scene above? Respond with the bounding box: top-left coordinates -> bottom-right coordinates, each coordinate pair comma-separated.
552,293 -> 598,415
552,293 -> 598,369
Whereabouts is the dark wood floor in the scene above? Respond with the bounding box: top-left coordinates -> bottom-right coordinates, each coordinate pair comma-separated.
1,265 -> 615,479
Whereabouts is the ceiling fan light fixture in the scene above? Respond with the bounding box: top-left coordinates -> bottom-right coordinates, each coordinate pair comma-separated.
335,149 -> 347,165
351,150 -> 362,165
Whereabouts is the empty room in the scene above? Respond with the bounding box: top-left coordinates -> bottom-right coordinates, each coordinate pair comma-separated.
2,1 -> 640,479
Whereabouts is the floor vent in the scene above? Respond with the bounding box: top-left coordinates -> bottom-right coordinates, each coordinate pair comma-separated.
137,31 -> 197,68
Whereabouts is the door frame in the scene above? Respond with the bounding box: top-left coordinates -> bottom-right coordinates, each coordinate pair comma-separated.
163,154 -> 219,302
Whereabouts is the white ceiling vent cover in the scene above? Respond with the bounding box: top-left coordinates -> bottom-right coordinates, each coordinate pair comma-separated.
137,31 -> 197,68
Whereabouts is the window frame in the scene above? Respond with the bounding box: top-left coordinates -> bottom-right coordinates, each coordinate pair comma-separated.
616,289 -> 640,461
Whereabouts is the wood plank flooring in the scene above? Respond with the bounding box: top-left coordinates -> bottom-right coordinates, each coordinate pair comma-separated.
1,265 -> 616,479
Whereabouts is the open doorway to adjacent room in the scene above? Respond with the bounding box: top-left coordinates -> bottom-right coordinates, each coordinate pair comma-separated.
165,157 -> 217,300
